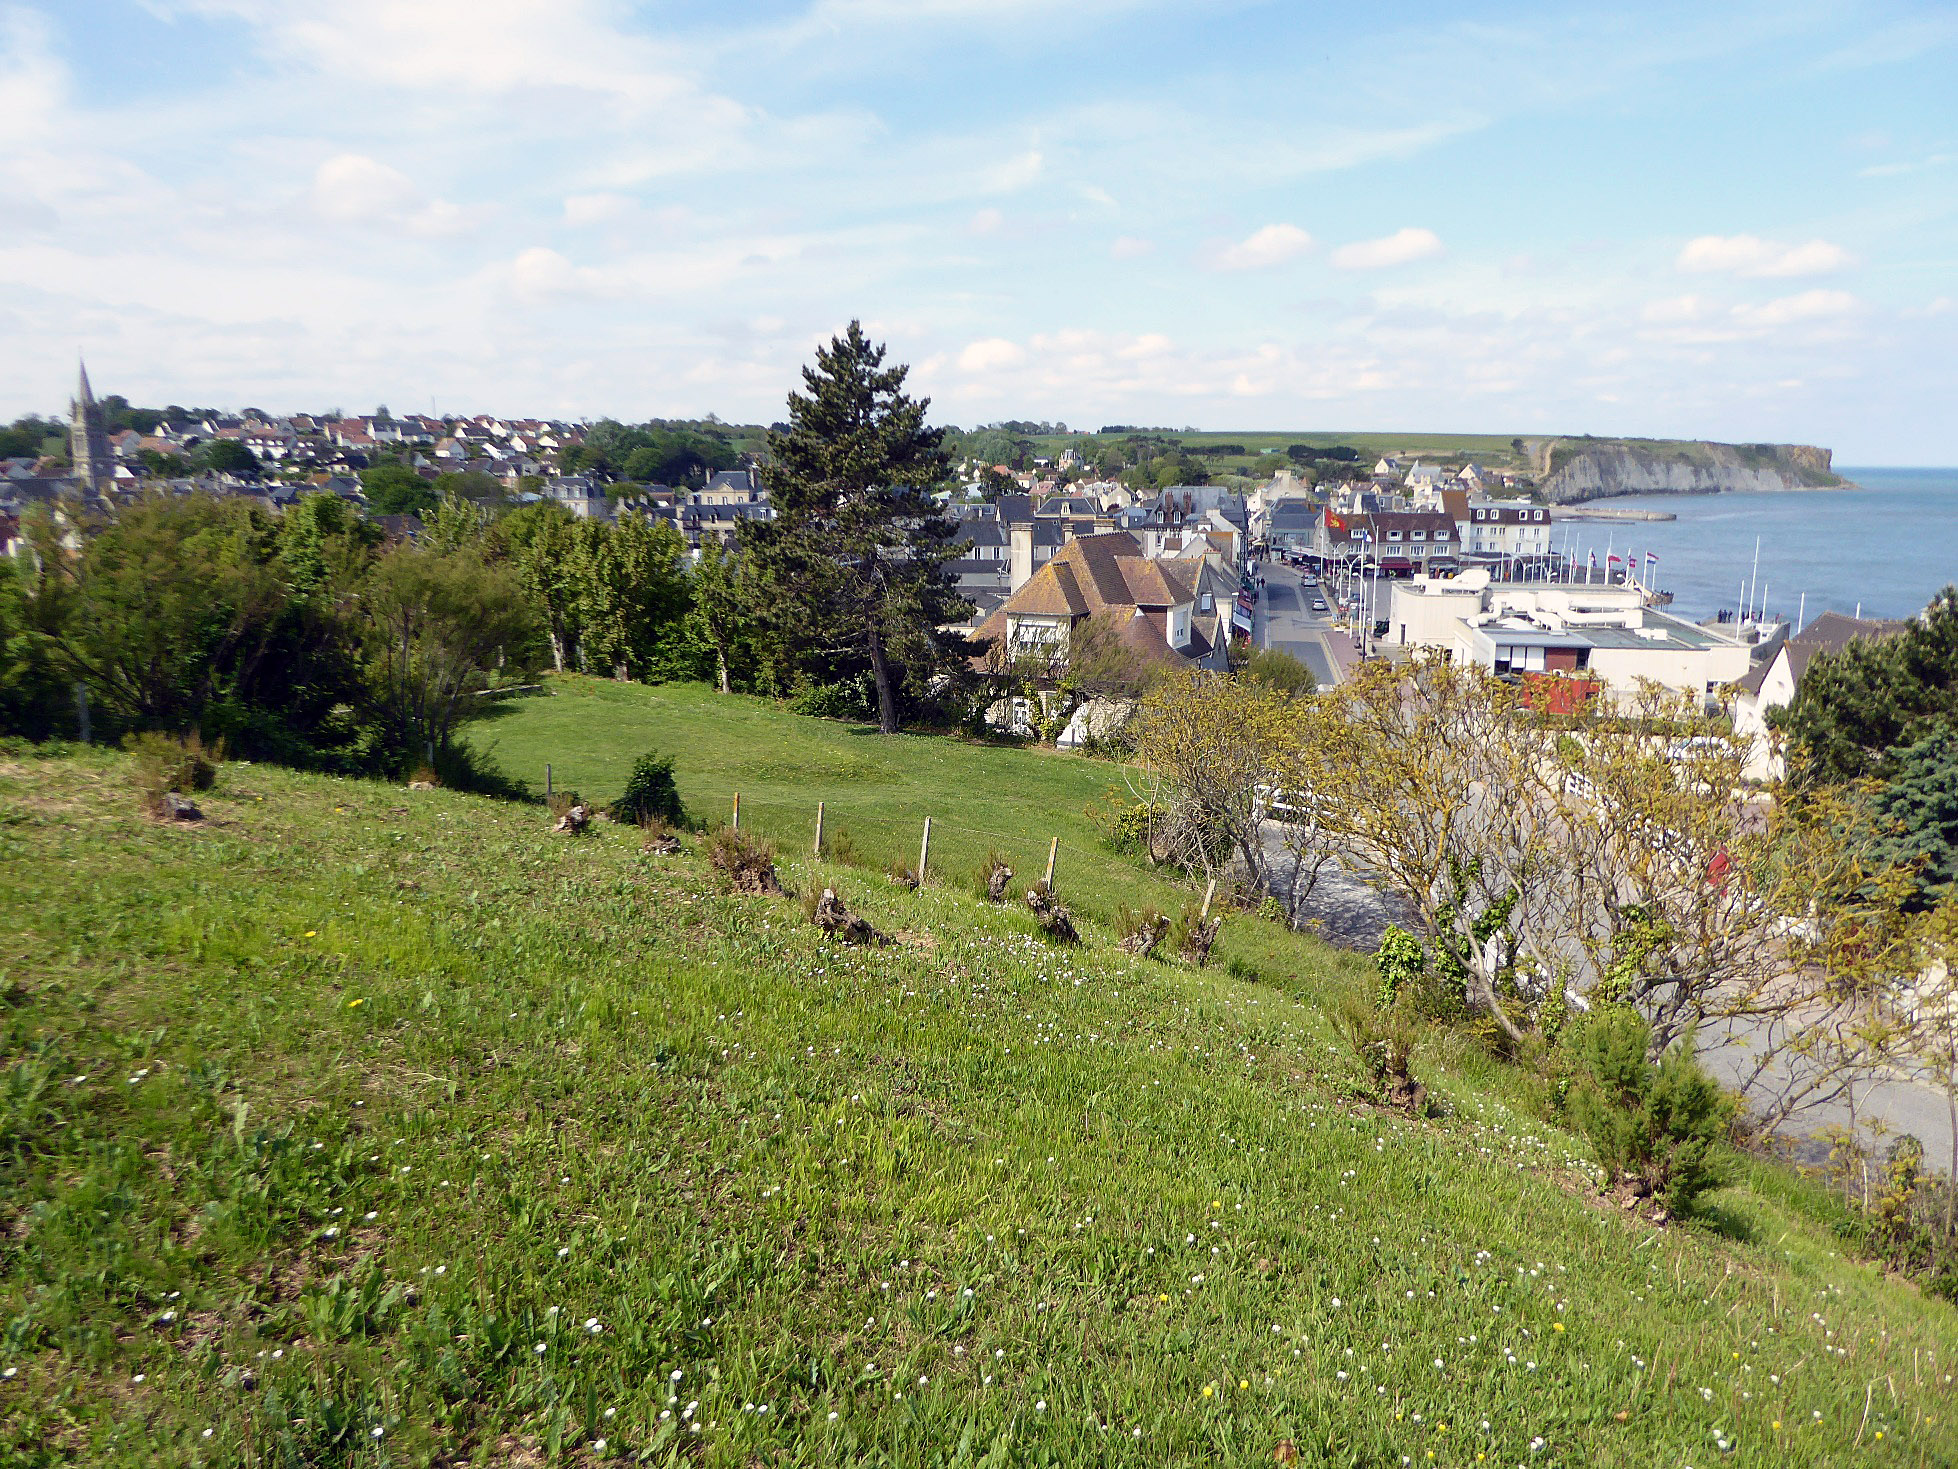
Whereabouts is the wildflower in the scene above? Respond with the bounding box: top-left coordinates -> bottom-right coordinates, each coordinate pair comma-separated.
534,1343 -> 547,1355
1202,1385 -> 1214,1398
592,1439 -> 607,1453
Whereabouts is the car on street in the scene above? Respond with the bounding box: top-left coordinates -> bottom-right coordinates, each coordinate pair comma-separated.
1311,598 -> 1328,612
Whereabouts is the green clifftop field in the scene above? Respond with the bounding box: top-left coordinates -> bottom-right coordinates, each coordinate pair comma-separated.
4,681 -> 1956,1465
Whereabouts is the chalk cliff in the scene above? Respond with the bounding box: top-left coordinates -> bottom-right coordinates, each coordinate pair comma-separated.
1532,440 -> 1844,504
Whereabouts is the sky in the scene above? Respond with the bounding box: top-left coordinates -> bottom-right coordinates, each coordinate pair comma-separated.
1,1 -> 1953,462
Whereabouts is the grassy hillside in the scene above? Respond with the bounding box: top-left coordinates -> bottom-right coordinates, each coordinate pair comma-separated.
4,699 -> 1956,1465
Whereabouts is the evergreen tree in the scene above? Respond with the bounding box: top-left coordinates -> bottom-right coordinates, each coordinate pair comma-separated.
745,322 -> 969,734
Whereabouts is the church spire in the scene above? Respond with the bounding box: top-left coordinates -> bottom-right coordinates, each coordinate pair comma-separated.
69,355 -> 112,489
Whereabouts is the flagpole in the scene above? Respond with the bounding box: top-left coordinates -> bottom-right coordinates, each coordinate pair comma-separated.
1747,535 -> 1761,626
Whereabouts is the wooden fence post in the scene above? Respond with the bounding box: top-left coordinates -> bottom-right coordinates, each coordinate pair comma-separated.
544,763 -> 552,800
732,793 -> 741,830
1043,835 -> 1059,889
1201,877 -> 1217,920
813,801 -> 825,856
918,817 -> 932,887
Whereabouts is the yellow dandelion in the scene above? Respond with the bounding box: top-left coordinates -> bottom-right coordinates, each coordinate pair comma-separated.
1552,1323 -> 1565,1333
1211,1200 -> 1221,1210
304,930 -> 317,938
347,998 -> 364,1008
1158,1294 -> 1169,1303
1876,1431 -> 1884,1441
1772,1421 -> 1781,1430
1202,1385 -> 1214,1398
1238,1380 -> 1247,1390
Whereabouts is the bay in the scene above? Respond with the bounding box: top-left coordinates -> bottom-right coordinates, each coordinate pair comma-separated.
1556,467 -> 1958,624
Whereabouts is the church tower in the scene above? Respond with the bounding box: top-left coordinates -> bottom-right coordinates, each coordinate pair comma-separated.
70,358 -> 113,487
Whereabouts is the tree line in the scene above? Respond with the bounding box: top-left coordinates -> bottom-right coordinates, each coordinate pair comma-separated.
0,323 -> 976,772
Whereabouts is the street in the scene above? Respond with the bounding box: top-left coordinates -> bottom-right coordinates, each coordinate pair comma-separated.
1252,558 -> 1342,688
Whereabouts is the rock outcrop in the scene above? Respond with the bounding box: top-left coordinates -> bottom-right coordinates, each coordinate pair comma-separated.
1534,439 -> 1843,504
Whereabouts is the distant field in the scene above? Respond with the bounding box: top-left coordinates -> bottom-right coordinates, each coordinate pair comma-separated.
466,677 -> 1249,938
1011,429 -> 1534,479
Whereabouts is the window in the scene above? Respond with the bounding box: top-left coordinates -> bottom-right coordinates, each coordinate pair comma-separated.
1412,530 -> 1426,541
1387,530 -> 1402,541
1434,529 -> 1449,540
1535,509 -> 1546,521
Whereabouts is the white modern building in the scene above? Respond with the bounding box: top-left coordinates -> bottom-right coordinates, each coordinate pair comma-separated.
1385,571 -> 1750,708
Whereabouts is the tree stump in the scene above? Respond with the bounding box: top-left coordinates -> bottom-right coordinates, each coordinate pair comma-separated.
642,833 -> 682,856
1180,915 -> 1223,966
812,887 -> 884,946
985,859 -> 1014,903
161,792 -> 202,822
1119,912 -> 1169,958
1025,881 -> 1079,944
554,802 -> 592,835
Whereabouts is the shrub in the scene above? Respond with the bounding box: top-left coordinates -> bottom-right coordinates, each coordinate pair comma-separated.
125,730 -> 221,815
1331,989 -> 1430,1116
707,827 -> 783,896
1116,905 -> 1169,958
788,678 -> 873,722
1169,900 -> 1222,965
823,827 -> 863,867
1566,1009 -> 1732,1219
611,751 -> 685,828
546,789 -> 584,822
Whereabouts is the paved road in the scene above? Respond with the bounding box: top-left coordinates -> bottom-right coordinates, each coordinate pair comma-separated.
1254,560 -> 1342,687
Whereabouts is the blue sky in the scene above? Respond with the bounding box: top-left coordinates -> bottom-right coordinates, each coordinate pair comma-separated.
1,0 -> 1952,461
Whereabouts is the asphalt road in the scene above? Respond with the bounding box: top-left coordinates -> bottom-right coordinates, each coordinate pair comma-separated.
1253,560 -> 1340,688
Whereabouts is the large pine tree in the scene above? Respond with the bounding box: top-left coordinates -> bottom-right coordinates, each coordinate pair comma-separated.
746,322 -> 969,734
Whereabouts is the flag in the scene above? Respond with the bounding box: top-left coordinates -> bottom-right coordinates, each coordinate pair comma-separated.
1328,512 -> 1346,531
1587,550 -> 1596,568
1608,554 -> 1622,564
1645,551 -> 1660,566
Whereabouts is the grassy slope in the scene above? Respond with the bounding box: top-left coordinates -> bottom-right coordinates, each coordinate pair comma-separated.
0,694 -> 1952,1465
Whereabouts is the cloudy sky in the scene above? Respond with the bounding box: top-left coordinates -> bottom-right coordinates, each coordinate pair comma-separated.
2,1 -> 1953,460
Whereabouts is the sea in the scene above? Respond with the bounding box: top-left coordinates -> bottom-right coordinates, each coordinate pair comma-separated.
1557,466 -> 1958,625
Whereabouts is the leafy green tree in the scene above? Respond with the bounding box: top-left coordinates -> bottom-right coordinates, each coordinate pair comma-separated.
576,513 -> 691,681
0,416 -> 63,460
745,321 -> 969,734
0,551 -> 68,738
501,502 -> 586,673
137,448 -> 189,478
688,538 -> 751,695
198,439 -> 260,478
359,546 -> 536,767
1777,588 -> 1958,785
432,468 -> 504,503
361,463 -> 439,517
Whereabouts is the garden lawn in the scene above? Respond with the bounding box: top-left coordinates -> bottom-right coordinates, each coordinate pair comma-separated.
3,739 -> 1956,1466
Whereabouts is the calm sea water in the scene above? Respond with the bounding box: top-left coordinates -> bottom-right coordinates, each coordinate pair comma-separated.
1557,467 -> 1958,624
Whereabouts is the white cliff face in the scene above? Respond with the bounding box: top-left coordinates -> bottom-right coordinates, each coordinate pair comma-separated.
1537,441 -> 1841,504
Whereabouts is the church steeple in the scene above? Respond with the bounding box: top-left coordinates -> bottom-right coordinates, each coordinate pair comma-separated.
70,355 -> 112,488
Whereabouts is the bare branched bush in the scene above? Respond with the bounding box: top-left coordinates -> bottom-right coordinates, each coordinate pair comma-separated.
807,886 -> 886,945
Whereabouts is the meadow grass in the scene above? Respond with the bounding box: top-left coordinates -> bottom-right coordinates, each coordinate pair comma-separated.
3,717 -> 1957,1466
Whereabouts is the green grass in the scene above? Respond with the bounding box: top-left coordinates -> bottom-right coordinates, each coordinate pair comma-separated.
4,695 -> 1957,1466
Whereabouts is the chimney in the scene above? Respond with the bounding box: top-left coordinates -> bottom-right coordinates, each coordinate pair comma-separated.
1009,523 -> 1035,591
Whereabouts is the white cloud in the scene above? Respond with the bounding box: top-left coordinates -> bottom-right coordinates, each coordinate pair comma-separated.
564,192 -> 633,226
1110,235 -> 1153,260
1214,223 -> 1312,271
979,148 -> 1043,193
1676,234 -> 1852,278
310,153 -> 468,237
968,207 -> 1004,235
1641,294 -> 1706,324
1730,289 -> 1859,327
957,337 -> 1026,372
1330,227 -> 1443,270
